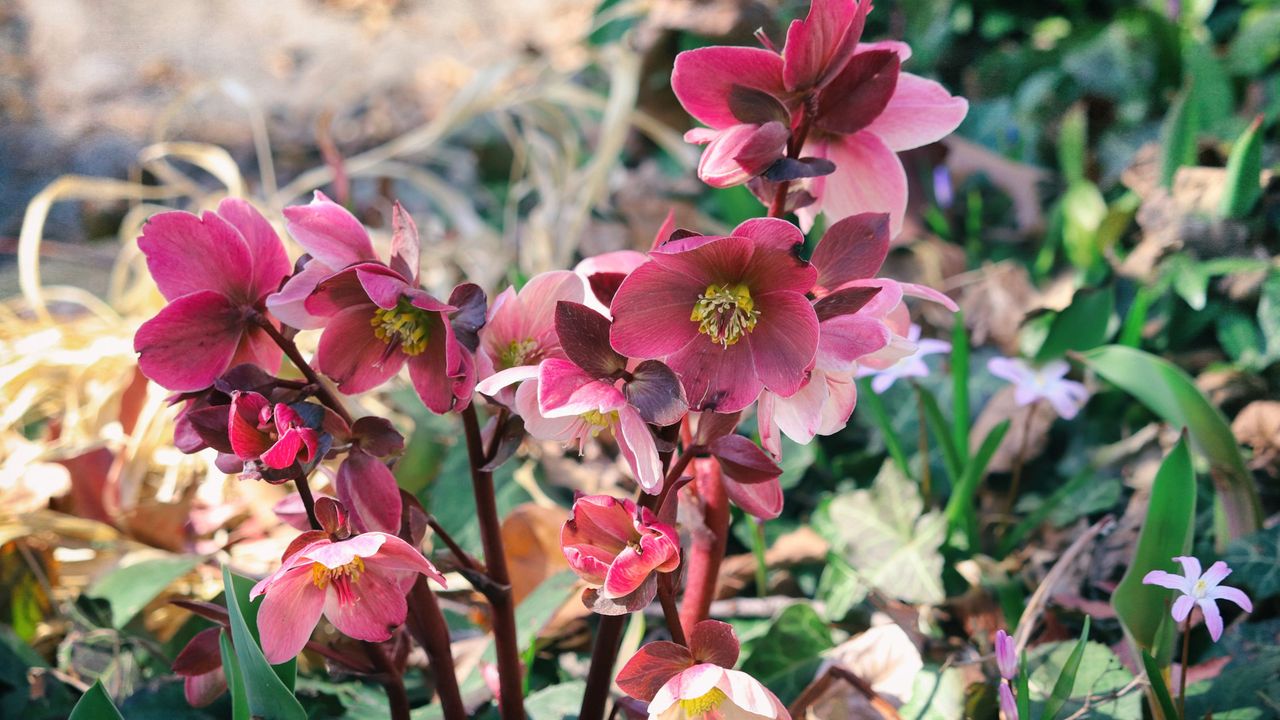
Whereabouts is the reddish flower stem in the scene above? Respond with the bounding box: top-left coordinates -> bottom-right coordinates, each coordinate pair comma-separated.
1178,615 -> 1191,720
460,403 -> 525,720
767,100 -> 816,219
252,314 -> 353,426
678,457 -> 730,637
657,572 -> 688,646
405,576 -> 467,720
365,642 -> 411,720
290,467 -> 322,532
578,614 -> 627,720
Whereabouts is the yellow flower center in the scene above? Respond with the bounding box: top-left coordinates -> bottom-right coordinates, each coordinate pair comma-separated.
691,283 -> 759,347
678,687 -> 728,716
580,409 -> 618,436
500,338 -> 539,369
1193,578 -> 1207,597
370,298 -> 431,356
310,557 -> 365,606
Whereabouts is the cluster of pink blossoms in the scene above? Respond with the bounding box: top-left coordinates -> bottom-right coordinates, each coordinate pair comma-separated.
132,0 -> 970,717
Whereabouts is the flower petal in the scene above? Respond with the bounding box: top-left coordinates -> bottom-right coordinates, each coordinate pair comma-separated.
407,314 -> 463,414
1174,556 -> 1203,583
216,198 -> 291,300
1171,594 -> 1196,623
723,476 -> 784,520
283,191 -> 377,269
862,72 -> 969,152
1206,585 -> 1252,613
538,358 -> 627,417
666,335 -> 762,414
138,210 -> 253,303
689,619 -> 740,668
813,49 -> 901,135
817,131 -> 909,237
747,290 -> 820,398
1198,598 -> 1224,641
672,47 -> 788,128
617,405 -> 663,493
781,0 -> 868,91
316,305 -> 404,394
615,641 -> 695,703
609,260 -> 704,359
362,533 -> 447,587
717,668 -> 780,717
1142,570 -> 1189,592
134,291 -> 245,392
1199,560 -> 1232,588
336,451 -> 403,535
476,364 -> 541,396
267,260 -> 335,330
324,573 -> 408,642
811,212 -> 891,291
256,566 -> 326,664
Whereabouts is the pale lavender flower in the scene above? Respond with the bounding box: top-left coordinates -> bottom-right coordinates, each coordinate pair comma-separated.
1142,556 -> 1253,641
855,323 -> 950,394
986,356 -> 1089,420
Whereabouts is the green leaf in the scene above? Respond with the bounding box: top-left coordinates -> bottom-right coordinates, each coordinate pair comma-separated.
998,468 -> 1095,558
1111,437 -> 1195,667
740,604 -> 835,704
1061,181 -> 1108,270
1160,86 -> 1199,189
1057,104 -> 1088,186
1081,345 -> 1261,542
524,680 -> 586,719
1223,524 -> 1280,599
857,379 -> 912,481
1035,286 -> 1115,361
951,313 -> 971,464
1220,116 -> 1265,219
1043,616 -> 1091,720
220,566 -> 306,720
226,573 -> 296,691
1216,312 -> 1265,369
69,681 -> 124,720
821,462 -> 946,604
1257,272 -> 1280,364
916,383 -> 962,489
420,438 -> 531,557
220,629 -> 250,720
1028,641 -> 1139,719
945,420 -> 1010,550
86,555 -> 199,629
1139,650 -> 1179,720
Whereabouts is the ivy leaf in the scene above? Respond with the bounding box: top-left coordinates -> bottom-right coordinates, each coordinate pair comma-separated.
820,461 -> 946,604
1223,525 -> 1280,599
740,604 -> 834,704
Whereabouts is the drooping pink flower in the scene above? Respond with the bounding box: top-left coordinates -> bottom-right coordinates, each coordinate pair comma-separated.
610,218 -> 819,414
987,357 -> 1090,420
227,391 -> 320,470
476,270 -> 585,404
994,629 -> 1017,680
671,0 -> 967,234
250,531 -> 445,663
616,620 -> 789,720
1143,556 -> 1253,641
172,627 -> 227,708
561,494 -> 680,614
272,195 -> 474,413
684,122 -> 789,189
134,199 -> 292,392
856,323 -> 951,393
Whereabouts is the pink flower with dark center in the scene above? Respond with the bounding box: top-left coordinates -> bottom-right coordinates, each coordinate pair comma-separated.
561,494 -> 680,614
610,218 -> 819,414
476,270 -> 585,405
671,0 -> 968,234
1143,556 -> 1252,641
616,620 -> 790,720
134,199 -> 292,392
987,357 -> 1090,420
228,391 -> 320,470
250,531 -> 446,664
273,194 -> 473,413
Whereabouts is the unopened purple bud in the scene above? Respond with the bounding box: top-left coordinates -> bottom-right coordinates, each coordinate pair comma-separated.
998,681 -> 1019,720
995,629 -> 1017,680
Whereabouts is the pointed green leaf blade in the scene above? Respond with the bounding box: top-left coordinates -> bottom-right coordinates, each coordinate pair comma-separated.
69,681 -> 124,720
221,566 -> 306,720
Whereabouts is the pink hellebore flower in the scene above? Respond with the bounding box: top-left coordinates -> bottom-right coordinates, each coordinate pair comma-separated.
271,194 -> 473,413
617,620 -> 789,720
561,494 -> 681,614
228,391 -> 320,470
672,0 -> 967,235
856,323 -> 951,394
610,218 -> 819,414
476,270 -> 585,404
134,199 -> 292,392
987,357 -> 1090,420
1142,556 -> 1253,641
250,531 -> 446,664
684,122 -> 789,189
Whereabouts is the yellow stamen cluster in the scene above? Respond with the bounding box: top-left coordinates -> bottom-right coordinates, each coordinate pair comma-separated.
310,556 -> 365,590
678,687 -> 728,716
691,283 -> 759,347
1193,579 -> 1208,596
370,298 -> 431,356
500,338 -> 539,369
579,409 -> 618,436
